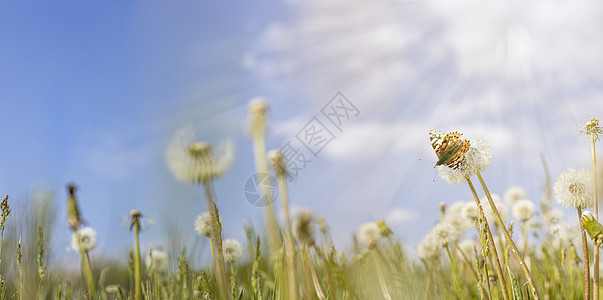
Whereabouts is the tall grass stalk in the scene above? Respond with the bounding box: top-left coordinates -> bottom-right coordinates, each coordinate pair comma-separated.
271,149 -> 298,300
444,244 -> 461,297
17,236 -> 22,300
578,207 -> 591,300
465,176 -> 510,300
475,171 -> 540,299
202,179 -> 228,299
371,247 -> 392,300
0,195 -> 9,268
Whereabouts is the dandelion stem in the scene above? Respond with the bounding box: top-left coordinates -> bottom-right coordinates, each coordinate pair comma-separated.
475,171 -> 540,299
579,207 -> 592,300
591,132 -> 599,300
276,173 -> 298,300
466,176 -> 510,300
202,180 -> 228,300
133,220 -> 142,300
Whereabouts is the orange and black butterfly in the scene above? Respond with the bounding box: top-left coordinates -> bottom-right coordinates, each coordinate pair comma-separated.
429,129 -> 470,170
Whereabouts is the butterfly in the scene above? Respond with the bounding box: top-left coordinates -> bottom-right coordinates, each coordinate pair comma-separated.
429,129 -> 470,170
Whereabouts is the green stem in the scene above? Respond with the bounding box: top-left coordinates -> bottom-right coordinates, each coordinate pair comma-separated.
591,132 -> 599,300
579,208 -> 591,300
466,176 -> 510,300
133,224 -> 142,300
277,174 -> 298,300
475,172 -> 540,299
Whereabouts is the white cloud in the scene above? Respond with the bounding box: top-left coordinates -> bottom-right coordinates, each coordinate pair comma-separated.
384,207 -> 419,225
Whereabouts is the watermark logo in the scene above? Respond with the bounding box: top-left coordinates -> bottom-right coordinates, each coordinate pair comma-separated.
244,173 -> 279,207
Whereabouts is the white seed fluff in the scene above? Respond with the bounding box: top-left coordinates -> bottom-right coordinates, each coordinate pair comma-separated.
358,222 -> 381,246
554,168 -> 593,209
71,227 -> 98,252
512,199 -> 536,222
504,186 -> 527,206
223,239 -> 243,263
146,249 -> 168,272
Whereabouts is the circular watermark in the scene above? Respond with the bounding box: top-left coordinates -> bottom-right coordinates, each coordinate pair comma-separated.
244,173 -> 279,207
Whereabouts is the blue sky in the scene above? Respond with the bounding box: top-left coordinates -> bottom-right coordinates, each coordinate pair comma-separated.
1,0 -> 602,265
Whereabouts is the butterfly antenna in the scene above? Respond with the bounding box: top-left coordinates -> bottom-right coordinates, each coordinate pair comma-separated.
432,169 -> 438,183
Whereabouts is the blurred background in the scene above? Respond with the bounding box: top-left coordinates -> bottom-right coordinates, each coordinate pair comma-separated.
0,0 -> 601,267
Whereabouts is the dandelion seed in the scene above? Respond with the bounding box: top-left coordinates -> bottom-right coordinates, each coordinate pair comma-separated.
146,249 -> 168,272
554,169 -> 593,209
426,222 -> 458,248
504,186 -> 527,206
512,199 -> 536,222
222,239 -> 243,263
71,227 -> 98,252
166,127 -> 234,184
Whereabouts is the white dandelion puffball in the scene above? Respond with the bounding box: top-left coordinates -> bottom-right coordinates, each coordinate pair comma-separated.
358,222 -> 381,246
544,209 -> 564,227
166,127 -> 234,184
195,212 -> 219,237
146,249 -> 168,272
554,169 -> 593,209
512,199 -> 536,222
223,239 -> 243,263
428,222 -> 458,248
504,186 -> 527,206
417,238 -> 439,259
71,227 -> 98,252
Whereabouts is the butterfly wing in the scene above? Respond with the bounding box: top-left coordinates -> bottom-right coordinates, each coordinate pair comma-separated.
432,131 -> 470,169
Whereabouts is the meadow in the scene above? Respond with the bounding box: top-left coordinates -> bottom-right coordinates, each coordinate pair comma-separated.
0,103 -> 601,300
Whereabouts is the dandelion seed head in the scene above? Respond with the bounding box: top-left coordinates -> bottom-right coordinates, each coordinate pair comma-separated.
435,135 -> 491,184
146,249 -> 168,272
194,212 -> 217,237
166,128 -> 234,184
554,168 -> 593,209
504,186 -> 527,206
71,227 -> 98,252
582,118 -> 602,141
428,222 -> 458,247
417,238 -> 439,259
544,209 -> 564,231
358,222 -> 381,246
293,209 -> 315,244
512,199 -> 536,222
248,97 -> 269,137
223,239 -> 243,263
268,149 -> 288,178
